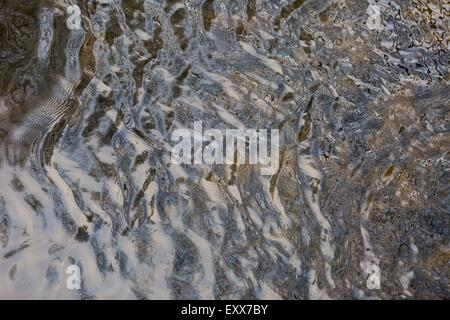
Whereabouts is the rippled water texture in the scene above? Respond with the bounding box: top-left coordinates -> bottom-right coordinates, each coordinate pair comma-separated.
0,0 -> 448,299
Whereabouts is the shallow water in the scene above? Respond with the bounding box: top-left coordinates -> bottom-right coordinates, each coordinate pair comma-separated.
0,0 -> 448,299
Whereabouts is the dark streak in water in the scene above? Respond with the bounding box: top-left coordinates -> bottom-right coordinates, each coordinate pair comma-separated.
4,242 -> 30,259
202,0 -> 216,32
274,0 -> 306,31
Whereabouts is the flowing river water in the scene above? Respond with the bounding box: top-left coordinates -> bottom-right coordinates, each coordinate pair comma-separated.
0,0 -> 448,299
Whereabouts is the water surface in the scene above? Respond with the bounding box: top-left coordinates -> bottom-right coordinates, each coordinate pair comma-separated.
0,0 -> 448,299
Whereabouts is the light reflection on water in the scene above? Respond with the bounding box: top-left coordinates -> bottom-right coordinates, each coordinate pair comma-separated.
0,0 -> 448,299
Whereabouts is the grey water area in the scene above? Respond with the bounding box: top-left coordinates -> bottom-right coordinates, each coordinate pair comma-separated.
0,0 -> 448,299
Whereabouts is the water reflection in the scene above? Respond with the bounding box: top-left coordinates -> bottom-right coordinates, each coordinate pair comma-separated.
0,0 -> 448,299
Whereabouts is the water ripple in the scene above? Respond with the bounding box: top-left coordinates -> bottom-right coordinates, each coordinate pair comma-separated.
0,0 -> 448,299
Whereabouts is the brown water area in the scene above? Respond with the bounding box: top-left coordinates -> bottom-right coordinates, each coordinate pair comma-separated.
0,0 -> 448,299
